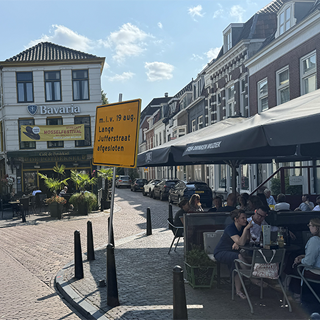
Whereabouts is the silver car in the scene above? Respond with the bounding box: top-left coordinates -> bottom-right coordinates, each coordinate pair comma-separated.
115,175 -> 131,188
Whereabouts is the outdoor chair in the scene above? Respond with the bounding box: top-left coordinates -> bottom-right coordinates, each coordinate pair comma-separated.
167,218 -> 184,254
297,264 -> 320,304
203,231 -> 225,286
232,248 -> 291,314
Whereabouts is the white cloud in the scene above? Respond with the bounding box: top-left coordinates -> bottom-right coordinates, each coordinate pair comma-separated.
188,5 -> 204,20
145,62 -> 174,82
213,3 -> 224,19
191,54 -> 203,61
106,23 -> 153,63
158,22 -> 163,29
107,72 -> 134,82
27,25 -> 93,52
206,47 -> 220,61
230,5 -> 245,22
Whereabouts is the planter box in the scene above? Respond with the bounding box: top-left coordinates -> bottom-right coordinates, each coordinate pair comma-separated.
185,262 -> 216,289
78,202 -> 88,215
48,202 -> 63,219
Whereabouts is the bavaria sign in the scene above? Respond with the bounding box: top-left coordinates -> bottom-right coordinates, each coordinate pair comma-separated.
93,99 -> 141,168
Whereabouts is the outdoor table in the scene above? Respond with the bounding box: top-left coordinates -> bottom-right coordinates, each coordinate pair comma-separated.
9,200 -> 21,217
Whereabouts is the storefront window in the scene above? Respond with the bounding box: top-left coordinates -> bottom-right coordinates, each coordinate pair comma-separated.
75,116 -> 91,147
19,119 -> 36,149
240,164 -> 249,190
219,164 -> 227,189
23,171 -> 37,194
47,117 -> 63,148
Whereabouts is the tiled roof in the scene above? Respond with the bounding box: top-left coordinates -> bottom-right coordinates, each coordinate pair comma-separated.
5,42 -> 101,62
174,80 -> 192,99
257,0 -> 284,14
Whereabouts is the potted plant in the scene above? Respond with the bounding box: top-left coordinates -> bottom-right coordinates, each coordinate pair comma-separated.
38,165 -> 69,218
45,195 -> 66,219
98,168 -> 113,210
69,170 -> 97,215
185,245 -> 216,289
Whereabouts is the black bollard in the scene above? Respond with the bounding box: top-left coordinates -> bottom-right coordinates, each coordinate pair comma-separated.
146,207 -> 152,236
108,217 -> 115,247
87,221 -> 95,261
106,243 -> 120,307
74,230 -> 84,279
169,204 -> 173,220
173,265 -> 188,320
100,198 -> 104,211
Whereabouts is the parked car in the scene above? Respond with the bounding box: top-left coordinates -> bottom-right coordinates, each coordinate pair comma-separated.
168,181 -> 213,208
143,179 -> 161,197
131,178 -> 148,192
115,175 -> 131,188
153,179 -> 180,201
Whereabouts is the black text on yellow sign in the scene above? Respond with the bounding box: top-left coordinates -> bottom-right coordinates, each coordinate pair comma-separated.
93,99 -> 141,168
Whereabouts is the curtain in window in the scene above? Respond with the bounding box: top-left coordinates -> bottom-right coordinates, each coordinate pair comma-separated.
54,82 -> 61,100
26,83 -> 33,102
82,81 -> 89,99
280,87 -> 290,104
46,82 -> 52,101
74,81 -> 80,100
18,83 -> 24,102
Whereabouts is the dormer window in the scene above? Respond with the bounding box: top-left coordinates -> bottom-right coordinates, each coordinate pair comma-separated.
276,2 -> 296,38
225,31 -> 232,51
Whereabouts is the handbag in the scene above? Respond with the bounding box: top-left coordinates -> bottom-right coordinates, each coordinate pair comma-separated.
252,249 -> 279,279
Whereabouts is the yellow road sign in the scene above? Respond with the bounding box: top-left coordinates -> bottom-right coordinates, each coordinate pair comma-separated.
93,99 -> 141,167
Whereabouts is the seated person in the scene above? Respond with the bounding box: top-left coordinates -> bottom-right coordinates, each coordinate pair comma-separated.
295,194 -> 314,211
275,193 -> 291,211
264,188 -> 276,206
287,218 -> 320,315
247,205 -> 272,242
214,209 -> 259,300
189,194 -> 203,212
59,186 -> 68,196
217,193 -> 237,212
208,196 -> 222,212
173,199 -> 190,227
313,196 -> 320,211
236,193 -> 249,211
32,187 -> 42,196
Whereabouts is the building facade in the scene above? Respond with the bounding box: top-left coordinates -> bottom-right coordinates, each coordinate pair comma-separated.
0,42 -> 105,194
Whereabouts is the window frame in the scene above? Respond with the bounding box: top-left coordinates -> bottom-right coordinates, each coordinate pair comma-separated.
19,118 -> 36,150
300,51 -> 317,96
226,84 -> 235,117
46,117 -> 64,148
277,3 -> 294,37
191,119 -> 196,132
198,116 -> 203,130
45,71 -> 61,102
240,77 -> 248,117
258,78 -> 268,113
276,66 -> 290,105
74,116 -> 91,147
16,72 -> 34,103
72,69 -> 89,101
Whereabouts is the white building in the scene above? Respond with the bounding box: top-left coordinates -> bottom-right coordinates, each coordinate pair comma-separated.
0,42 -> 105,194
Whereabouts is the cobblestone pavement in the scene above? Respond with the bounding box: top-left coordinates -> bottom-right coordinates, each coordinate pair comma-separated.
0,188 -> 171,319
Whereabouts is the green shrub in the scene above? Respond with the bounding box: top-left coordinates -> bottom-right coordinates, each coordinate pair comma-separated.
271,176 -> 302,196
186,245 -> 215,267
69,192 -> 97,213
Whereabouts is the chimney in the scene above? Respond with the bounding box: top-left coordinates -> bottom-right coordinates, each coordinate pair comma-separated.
165,92 -> 168,97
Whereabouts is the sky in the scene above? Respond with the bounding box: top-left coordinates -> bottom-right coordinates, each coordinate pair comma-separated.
0,0 -> 272,109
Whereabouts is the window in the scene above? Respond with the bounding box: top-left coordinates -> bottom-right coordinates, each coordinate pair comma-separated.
258,79 -> 268,112
240,78 -> 248,117
159,132 -> 162,145
198,116 -> 203,130
45,71 -> 61,102
47,118 -> 63,148
277,67 -> 290,105
224,31 -> 232,51
226,85 -> 235,117
75,116 -> 91,147
191,119 -> 196,132
163,130 -> 166,143
19,119 -> 36,149
279,6 -> 291,35
301,51 -> 317,95
17,72 -> 33,103
72,70 -> 89,100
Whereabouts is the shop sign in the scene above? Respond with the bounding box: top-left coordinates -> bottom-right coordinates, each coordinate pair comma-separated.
27,105 -> 81,115
20,124 -> 84,141
93,99 -> 141,168
23,154 -> 87,163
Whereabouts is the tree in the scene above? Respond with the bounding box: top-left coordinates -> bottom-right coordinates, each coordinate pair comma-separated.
70,170 -> 97,191
38,165 -> 69,194
101,90 -> 109,105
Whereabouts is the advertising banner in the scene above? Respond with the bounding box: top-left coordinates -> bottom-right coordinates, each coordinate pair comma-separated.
20,124 -> 85,141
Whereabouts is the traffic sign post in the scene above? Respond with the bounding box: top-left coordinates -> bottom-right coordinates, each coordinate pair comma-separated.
93,99 -> 141,168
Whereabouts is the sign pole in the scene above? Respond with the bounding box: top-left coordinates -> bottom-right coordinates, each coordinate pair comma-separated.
108,94 -> 122,244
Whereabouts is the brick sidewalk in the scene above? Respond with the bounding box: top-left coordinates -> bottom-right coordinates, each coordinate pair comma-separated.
58,228 -> 309,320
